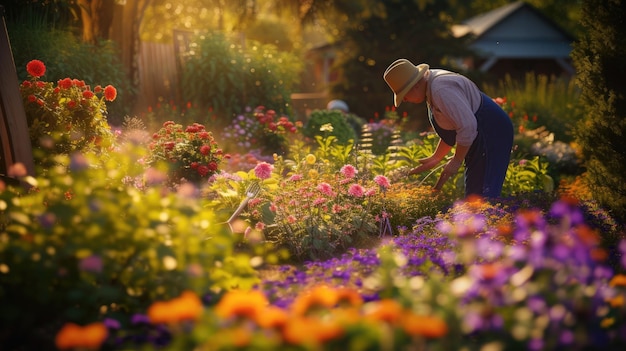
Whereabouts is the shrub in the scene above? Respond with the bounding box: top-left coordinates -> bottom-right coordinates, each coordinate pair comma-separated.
220,106 -> 302,158
261,159 -> 384,262
302,109 -> 358,145
371,183 -> 453,232
571,0 -> 626,223
144,121 -> 228,185
19,60 -> 116,170
0,148 -> 257,350
8,23 -> 134,124
180,32 -> 302,126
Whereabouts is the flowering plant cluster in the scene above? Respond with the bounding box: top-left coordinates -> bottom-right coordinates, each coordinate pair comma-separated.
145,121 -> 229,184
221,106 -> 301,157
19,60 -> 117,162
246,154 -> 391,262
60,196 -> 626,351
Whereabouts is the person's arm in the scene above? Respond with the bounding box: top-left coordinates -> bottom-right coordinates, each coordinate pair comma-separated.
433,144 -> 470,191
408,139 -> 452,175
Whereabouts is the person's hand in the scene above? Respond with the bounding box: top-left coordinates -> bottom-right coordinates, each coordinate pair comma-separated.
408,157 -> 439,175
433,158 -> 463,191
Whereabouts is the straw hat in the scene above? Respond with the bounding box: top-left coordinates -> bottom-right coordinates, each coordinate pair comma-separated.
383,59 -> 429,107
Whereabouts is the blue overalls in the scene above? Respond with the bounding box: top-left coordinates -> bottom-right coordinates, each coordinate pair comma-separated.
428,92 -> 514,198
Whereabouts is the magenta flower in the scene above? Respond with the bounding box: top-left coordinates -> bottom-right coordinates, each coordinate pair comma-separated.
340,164 -> 357,179
79,255 -> 103,273
313,197 -> 326,206
348,183 -> 365,197
288,174 -> 303,181
374,175 -> 391,189
316,182 -> 334,197
254,162 -> 273,179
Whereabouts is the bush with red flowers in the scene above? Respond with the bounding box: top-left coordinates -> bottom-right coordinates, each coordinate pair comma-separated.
221,105 -> 302,158
145,121 -> 229,185
19,60 -> 117,167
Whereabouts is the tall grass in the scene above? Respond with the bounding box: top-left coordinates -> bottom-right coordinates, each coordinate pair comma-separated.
483,73 -> 583,142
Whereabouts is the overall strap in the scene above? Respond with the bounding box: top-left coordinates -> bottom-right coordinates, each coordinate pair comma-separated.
426,71 -> 459,146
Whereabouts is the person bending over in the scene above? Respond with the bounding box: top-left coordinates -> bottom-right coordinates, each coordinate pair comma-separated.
383,58 -> 513,198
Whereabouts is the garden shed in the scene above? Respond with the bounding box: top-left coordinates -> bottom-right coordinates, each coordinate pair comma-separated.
452,1 -> 575,79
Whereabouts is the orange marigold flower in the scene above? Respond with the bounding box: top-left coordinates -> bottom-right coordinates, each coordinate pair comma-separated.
610,274 -> 626,287
402,313 -> 448,338
363,299 -> 404,324
215,289 -> 268,321
291,285 -> 339,316
26,59 -> 46,78
255,306 -> 289,329
55,322 -> 107,350
335,287 -> 363,308
103,85 -> 117,101
606,294 -> 625,308
282,316 -> 344,345
148,290 -> 203,324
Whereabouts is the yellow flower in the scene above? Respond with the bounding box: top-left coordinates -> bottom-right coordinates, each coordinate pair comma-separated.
308,169 -> 319,179
305,154 -> 316,165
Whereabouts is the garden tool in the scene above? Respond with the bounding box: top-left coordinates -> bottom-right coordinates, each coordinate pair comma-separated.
225,181 -> 261,233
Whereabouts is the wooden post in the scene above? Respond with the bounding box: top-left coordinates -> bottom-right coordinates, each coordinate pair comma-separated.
0,5 -> 35,181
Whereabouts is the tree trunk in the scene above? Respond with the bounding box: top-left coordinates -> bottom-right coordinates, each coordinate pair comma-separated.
109,0 -> 151,111
77,0 -> 116,43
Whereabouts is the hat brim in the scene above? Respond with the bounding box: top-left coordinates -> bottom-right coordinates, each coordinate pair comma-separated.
394,64 -> 428,107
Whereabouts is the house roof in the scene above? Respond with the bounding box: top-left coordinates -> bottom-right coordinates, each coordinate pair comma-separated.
452,1 -> 574,60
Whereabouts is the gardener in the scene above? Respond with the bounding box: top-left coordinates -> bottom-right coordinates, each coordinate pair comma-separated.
383,58 -> 514,198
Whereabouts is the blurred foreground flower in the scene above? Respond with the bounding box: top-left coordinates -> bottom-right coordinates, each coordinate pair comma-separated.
55,322 -> 107,350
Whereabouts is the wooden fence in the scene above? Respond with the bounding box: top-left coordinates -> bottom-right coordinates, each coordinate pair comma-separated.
133,41 -> 179,114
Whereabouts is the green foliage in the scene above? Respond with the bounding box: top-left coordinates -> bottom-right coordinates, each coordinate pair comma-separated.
19,61 -> 116,170
571,0 -> 626,222
0,148 -> 256,350
180,32 -> 303,126
483,73 -> 583,142
143,121 -> 227,185
503,156 -> 553,196
302,109 -> 357,145
7,23 -> 134,124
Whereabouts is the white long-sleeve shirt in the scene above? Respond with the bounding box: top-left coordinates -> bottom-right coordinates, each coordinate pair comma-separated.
425,69 -> 482,146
